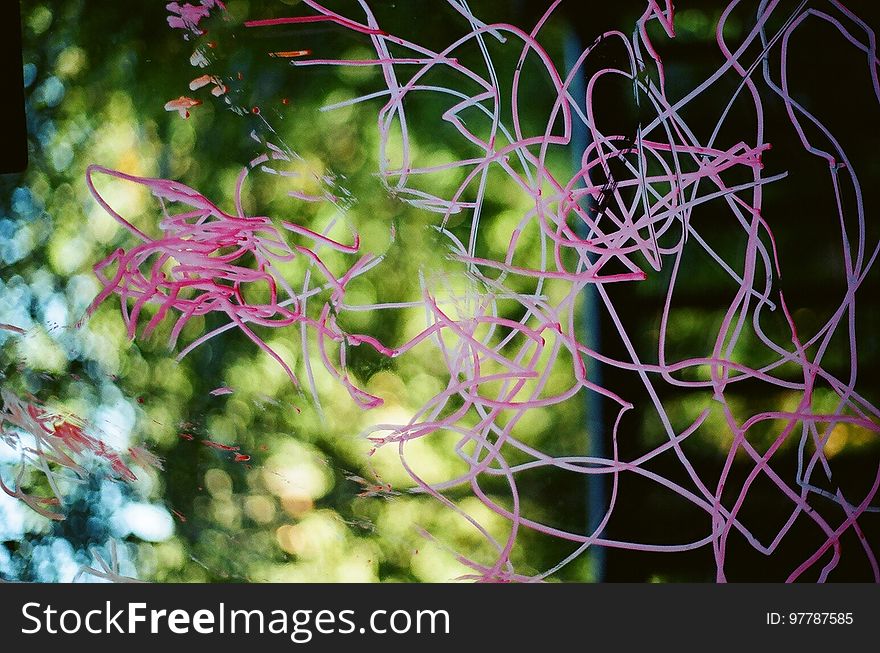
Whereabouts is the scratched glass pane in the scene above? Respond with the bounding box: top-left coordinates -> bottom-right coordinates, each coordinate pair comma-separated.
1,1 -> 878,583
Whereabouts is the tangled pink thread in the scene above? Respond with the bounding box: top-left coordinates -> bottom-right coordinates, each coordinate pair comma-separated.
86,0 -> 880,581
84,145 -> 384,409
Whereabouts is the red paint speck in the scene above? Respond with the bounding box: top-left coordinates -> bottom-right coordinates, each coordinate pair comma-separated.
202,440 -> 240,452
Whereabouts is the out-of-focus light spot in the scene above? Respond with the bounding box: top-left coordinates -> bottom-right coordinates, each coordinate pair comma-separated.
275,511 -> 345,559
93,397 -> 135,451
65,274 -> 100,314
33,539 -> 80,582
336,548 -> 378,582
42,292 -> 68,323
263,442 -> 333,501
205,468 -> 233,498
0,483 -> 28,540
244,495 -> 276,523
411,543 -> 467,582
0,439 -> 19,464
23,63 -> 37,88
0,219 -> 15,241
87,164 -> 152,226
676,9 -> 712,40
824,424 -> 849,458
36,119 -> 57,148
12,187 -> 40,220
117,503 -> 174,542
211,499 -> 241,529
19,328 -> 67,372
0,280 -> 35,344
56,46 -> 88,78
280,493 -> 313,517
51,141 -> 74,172
0,221 -> 35,265
28,6 -> 53,35
49,233 -> 93,275
275,524 -> 299,554
37,76 -> 66,108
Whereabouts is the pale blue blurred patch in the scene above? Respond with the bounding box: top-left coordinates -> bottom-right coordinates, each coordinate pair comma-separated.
114,502 -> 174,543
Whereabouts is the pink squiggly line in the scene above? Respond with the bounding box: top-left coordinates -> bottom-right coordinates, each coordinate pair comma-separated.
88,0 -> 879,581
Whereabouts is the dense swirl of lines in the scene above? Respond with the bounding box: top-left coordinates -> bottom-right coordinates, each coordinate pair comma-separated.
82,0 -> 880,581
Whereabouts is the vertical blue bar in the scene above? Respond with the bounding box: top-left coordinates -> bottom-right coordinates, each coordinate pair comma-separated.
564,29 -> 605,581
